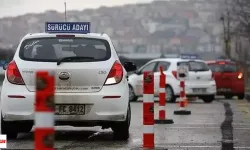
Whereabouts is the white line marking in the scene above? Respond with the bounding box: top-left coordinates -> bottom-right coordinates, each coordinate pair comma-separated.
157,127 -> 250,130
234,128 -> 250,130
234,147 -> 250,149
165,145 -> 221,148
160,127 -> 220,129
174,123 -> 220,125
153,145 -> 250,149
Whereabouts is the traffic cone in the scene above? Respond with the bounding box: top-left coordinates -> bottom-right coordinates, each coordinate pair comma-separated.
143,71 -> 154,149
174,78 -> 191,115
35,71 -> 55,150
155,66 -> 174,124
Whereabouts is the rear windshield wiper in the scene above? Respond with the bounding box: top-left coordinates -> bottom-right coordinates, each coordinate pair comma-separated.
57,56 -> 94,65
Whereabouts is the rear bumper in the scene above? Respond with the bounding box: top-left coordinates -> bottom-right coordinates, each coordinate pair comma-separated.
1,79 -> 129,124
173,80 -> 217,96
216,81 -> 244,95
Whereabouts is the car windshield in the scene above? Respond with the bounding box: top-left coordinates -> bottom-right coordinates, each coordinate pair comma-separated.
19,37 -> 111,62
208,63 -> 238,72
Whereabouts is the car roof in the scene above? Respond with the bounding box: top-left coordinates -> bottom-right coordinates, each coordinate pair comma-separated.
206,60 -> 216,64
206,60 -> 236,64
149,58 -> 205,63
22,32 -> 110,40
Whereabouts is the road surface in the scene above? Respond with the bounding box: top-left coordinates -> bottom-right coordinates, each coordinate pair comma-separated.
3,97 -> 250,150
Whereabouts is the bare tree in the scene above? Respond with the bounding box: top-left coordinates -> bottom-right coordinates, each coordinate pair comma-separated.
231,0 -> 250,39
220,0 -> 250,67
220,0 -> 233,59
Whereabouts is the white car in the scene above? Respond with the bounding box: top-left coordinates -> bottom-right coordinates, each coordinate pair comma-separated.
128,57 -> 216,103
0,22 -> 136,140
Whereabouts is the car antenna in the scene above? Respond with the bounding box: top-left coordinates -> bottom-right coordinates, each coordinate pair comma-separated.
64,1 -> 67,22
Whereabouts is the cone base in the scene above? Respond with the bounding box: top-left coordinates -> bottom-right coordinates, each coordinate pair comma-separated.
154,119 -> 174,124
174,110 -> 191,115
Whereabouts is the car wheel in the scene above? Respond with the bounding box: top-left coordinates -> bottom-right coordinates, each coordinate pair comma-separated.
238,94 -> 245,100
112,103 -> 130,140
129,85 -> 138,102
225,95 -> 233,99
165,85 -> 176,103
1,115 -> 18,139
202,95 -> 214,103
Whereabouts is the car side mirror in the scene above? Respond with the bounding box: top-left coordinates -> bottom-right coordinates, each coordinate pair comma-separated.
3,63 -> 8,70
123,61 -> 137,72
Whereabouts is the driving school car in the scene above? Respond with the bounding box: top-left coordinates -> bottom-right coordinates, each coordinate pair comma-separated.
206,59 -> 244,99
0,22 -> 136,140
128,54 -> 216,103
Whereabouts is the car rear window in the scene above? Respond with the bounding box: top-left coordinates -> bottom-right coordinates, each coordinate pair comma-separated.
19,37 -> 111,62
208,63 -> 238,72
178,61 -> 210,72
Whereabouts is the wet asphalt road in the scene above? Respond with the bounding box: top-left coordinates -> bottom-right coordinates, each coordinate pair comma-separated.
3,97 -> 250,150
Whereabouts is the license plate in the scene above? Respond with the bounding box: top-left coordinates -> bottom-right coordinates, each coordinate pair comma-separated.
55,104 -> 85,115
217,88 -> 231,92
193,88 -> 206,93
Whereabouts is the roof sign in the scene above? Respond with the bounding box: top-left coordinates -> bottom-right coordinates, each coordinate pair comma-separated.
45,22 -> 90,34
180,54 -> 198,59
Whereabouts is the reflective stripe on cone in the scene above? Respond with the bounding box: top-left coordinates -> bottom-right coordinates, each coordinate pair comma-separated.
35,112 -> 54,128
143,94 -> 154,103
159,106 -> 165,111
159,88 -> 165,93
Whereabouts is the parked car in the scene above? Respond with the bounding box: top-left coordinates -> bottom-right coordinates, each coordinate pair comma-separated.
206,59 -> 245,99
128,57 -> 216,103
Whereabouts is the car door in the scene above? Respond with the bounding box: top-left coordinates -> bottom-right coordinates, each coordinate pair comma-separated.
135,62 -> 158,96
154,61 -> 170,95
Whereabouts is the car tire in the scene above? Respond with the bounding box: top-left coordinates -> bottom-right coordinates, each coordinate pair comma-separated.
225,95 -> 233,99
238,94 -> 245,100
202,95 -> 214,103
129,85 -> 138,102
18,122 -> 33,133
112,103 -> 130,140
1,115 -> 18,139
165,85 -> 176,103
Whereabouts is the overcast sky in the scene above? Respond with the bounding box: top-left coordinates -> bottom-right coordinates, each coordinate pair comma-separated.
0,0 -> 154,18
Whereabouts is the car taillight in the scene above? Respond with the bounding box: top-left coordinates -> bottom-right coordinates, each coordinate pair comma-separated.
172,71 -> 177,79
104,61 -> 123,85
6,61 -> 25,85
238,72 -> 243,79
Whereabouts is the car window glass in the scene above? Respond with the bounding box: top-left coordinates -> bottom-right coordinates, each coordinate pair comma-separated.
189,61 -> 209,71
140,62 -> 157,72
208,64 -> 238,72
178,61 -> 209,71
156,62 -> 170,72
19,37 -> 111,62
